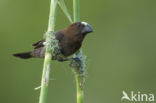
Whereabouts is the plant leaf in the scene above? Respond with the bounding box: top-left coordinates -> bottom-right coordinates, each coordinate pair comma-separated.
58,0 -> 73,23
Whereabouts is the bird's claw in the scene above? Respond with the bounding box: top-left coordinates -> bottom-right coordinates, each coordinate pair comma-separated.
52,54 -> 68,62
69,57 -> 82,69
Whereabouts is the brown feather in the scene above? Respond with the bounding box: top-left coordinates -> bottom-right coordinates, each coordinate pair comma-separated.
13,22 -> 93,60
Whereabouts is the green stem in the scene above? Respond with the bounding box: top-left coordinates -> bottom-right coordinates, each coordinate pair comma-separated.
73,0 -> 80,22
39,0 -> 58,103
48,0 -> 58,31
73,0 -> 85,103
76,75 -> 84,103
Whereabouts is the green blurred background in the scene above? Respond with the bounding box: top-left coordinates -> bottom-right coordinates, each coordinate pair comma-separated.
0,0 -> 156,103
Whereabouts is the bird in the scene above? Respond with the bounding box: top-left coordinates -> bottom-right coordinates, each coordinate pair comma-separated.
13,22 -> 93,61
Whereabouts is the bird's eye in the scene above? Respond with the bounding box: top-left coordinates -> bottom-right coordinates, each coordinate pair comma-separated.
77,23 -> 81,28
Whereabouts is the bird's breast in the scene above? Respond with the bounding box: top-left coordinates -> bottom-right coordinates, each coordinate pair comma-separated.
60,40 -> 82,57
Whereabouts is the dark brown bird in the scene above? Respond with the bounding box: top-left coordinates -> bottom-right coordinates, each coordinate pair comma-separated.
13,22 -> 93,61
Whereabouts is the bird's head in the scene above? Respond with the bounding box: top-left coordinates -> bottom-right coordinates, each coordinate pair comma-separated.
65,22 -> 93,38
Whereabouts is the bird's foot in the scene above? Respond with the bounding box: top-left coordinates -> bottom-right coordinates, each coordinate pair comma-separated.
69,57 -> 82,69
52,54 -> 68,62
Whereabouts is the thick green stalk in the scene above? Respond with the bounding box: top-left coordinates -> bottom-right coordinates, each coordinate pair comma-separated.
73,0 -> 80,22
73,0 -> 85,103
48,0 -> 58,31
39,0 -> 58,103
76,75 -> 84,103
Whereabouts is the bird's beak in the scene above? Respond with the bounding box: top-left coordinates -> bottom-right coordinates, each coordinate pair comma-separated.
85,24 -> 93,33
81,22 -> 93,34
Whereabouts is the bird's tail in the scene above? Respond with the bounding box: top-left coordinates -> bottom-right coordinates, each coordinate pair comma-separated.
13,52 -> 32,59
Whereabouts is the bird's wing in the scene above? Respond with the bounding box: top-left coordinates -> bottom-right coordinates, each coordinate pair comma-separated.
32,39 -> 45,49
32,31 -> 64,49
55,31 -> 64,42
